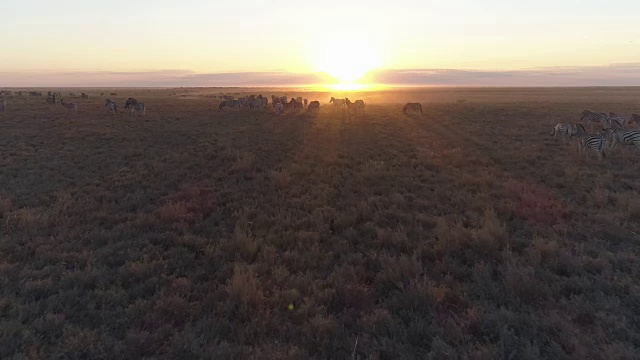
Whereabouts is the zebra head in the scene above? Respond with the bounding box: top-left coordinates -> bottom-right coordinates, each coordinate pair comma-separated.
579,110 -> 590,121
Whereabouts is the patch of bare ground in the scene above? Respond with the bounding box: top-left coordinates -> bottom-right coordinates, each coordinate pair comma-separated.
0,87 -> 639,358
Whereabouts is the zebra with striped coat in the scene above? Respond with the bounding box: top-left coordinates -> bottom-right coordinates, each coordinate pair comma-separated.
580,110 -> 607,131
105,99 -> 118,115
606,119 -> 640,152
60,99 -> 78,112
575,123 -> 606,159
551,123 -> 577,142
125,98 -> 146,116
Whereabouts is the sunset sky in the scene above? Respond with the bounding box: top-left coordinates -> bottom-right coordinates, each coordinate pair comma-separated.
2,0 -> 639,86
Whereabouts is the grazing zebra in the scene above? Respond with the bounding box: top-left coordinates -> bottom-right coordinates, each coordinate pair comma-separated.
580,110 -> 607,130
250,98 -> 266,112
125,97 -> 146,116
46,94 -> 56,105
575,123 -> 606,159
606,119 -> 640,152
60,99 -> 78,112
308,100 -> 320,113
285,97 -> 302,110
402,102 -> 423,115
551,123 -> 577,142
0,98 -> 6,112
81,93 -> 89,100
105,99 -> 118,115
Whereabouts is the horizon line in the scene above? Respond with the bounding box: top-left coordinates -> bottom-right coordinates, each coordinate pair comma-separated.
2,63 -> 640,87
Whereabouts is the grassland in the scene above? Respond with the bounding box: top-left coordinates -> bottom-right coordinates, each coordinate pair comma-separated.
1,87 -> 639,359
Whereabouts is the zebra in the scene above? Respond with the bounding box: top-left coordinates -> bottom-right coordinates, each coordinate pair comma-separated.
308,100 -> 320,113
125,97 -> 146,116
60,99 -> 78,112
81,93 -> 89,100
274,102 -> 284,115
284,98 -> 300,111
551,123 -> 577,142
345,98 -> 364,113
330,97 -> 346,109
250,98 -> 267,112
0,98 -> 6,112
105,99 -> 118,115
606,119 -> 640,152
580,110 -> 607,131
110,93 -> 117,96
303,99 -> 308,108
575,123 -> 606,159
402,102 -> 423,115
46,94 -> 56,105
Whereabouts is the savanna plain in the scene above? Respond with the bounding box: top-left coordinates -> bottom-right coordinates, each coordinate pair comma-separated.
1,87 -> 639,359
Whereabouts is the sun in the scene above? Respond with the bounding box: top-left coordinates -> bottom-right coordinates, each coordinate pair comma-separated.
310,33 -> 381,86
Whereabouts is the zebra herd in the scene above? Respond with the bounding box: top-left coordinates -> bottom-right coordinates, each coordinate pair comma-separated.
552,110 -> 640,159
103,98 -> 146,116
217,94 -> 366,115
218,94 -> 319,115
0,91 -> 146,116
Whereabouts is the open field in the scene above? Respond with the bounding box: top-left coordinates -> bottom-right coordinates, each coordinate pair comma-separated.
1,87 -> 639,359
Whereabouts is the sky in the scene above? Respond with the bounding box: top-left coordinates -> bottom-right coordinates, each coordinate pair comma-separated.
2,0 -> 639,87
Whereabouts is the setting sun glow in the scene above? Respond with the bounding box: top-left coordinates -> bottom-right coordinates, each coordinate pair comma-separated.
310,32 -> 382,88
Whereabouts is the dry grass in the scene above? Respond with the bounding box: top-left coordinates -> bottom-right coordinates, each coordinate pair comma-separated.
1,87 -> 639,358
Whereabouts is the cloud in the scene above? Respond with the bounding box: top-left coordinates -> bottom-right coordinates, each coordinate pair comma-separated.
368,63 -> 640,86
1,63 -> 640,87
0,70 -> 332,88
